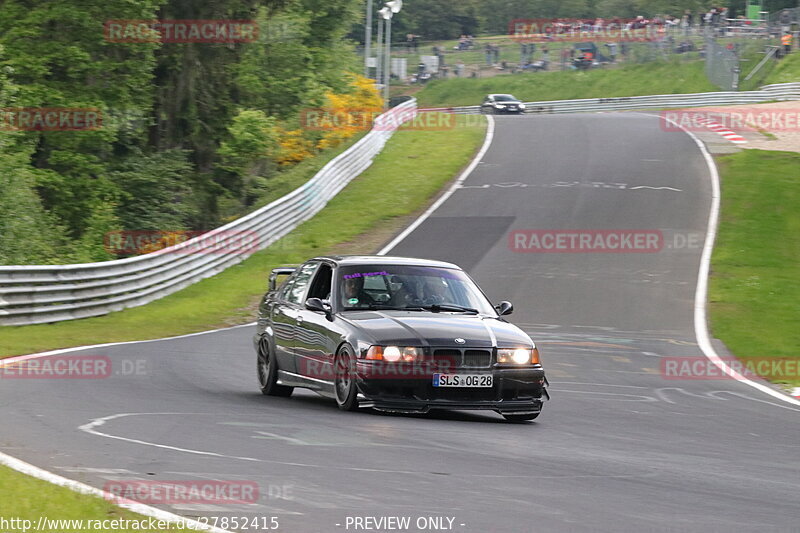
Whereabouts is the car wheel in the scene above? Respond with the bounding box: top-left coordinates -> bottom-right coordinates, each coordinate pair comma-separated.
334,344 -> 358,411
257,338 -> 293,397
502,412 -> 539,422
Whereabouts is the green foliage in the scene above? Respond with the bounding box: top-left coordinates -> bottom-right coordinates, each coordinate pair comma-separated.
0,0 -> 365,265
109,149 -> 197,231
0,147 -> 68,265
218,109 -> 280,206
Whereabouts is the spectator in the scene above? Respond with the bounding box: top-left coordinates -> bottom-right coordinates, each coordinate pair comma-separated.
782,32 -> 793,56
455,60 -> 464,77
683,10 -> 693,36
485,43 -> 492,65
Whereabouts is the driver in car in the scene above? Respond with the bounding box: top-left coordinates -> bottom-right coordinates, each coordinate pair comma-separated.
341,276 -> 375,307
423,278 -> 449,305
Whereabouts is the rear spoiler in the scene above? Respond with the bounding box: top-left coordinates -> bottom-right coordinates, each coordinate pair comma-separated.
269,267 -> 297,291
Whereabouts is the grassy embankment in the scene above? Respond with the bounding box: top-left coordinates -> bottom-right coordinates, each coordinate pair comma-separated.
710,150 -> 800,387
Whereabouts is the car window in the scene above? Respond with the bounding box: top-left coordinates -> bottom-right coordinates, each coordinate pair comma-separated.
307,263 -> 333,300
277,277 -> 295,301
286,262 -> 318,304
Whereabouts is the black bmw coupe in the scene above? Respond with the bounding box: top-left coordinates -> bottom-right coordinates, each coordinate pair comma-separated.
253,256 -> 548,421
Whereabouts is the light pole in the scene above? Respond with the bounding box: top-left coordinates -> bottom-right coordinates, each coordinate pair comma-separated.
364,0 -> 373,77
383,0 -> 403,108
377,6 -> 389,87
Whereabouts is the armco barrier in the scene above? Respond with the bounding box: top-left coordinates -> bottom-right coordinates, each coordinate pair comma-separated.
438,82 -> 800,115
0,100 -> 418,326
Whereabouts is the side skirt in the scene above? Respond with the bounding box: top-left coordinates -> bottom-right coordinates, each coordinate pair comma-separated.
277,370 -> 336,399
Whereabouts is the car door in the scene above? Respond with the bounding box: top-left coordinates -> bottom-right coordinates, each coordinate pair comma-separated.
295,262 -> 343,383
481,96 -> 493,110
272,262 -> 318,372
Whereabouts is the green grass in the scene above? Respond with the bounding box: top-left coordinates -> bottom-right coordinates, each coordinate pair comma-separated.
0,115 -> 486,358
710,150 -> 800,386
414,60 -> 717,107
763,51 -> 800,84
0,464 -> 191,531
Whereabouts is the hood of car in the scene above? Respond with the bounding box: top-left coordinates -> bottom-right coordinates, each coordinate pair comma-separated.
495,100 -> 521,105
340,311 -> 533,348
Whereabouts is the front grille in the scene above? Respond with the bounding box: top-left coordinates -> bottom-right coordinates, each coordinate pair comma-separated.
463,350 -> 491,368
430,348 -> 492,368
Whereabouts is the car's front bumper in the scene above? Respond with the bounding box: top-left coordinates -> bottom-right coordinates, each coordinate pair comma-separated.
495,107 -> 524,114
355,362 -> 548,414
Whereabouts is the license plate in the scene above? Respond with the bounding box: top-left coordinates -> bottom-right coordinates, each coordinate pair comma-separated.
432,374 -> 493,388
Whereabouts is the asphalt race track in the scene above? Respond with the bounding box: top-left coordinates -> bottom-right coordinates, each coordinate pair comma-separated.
2,113 -> 799,533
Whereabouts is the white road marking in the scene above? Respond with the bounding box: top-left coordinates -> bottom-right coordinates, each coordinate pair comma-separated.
55,467 -> 136,474
628,186 -> 682,191
644,112 -> 800,407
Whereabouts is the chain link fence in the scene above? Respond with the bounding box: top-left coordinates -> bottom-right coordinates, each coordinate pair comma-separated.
705,36 -> 741,91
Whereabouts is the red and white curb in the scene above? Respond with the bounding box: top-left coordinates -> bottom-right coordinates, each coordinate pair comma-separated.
691,114 -> 747,144
791,387 -> 800,399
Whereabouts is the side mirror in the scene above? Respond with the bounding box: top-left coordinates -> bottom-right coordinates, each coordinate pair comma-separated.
305,297 -> 332,318
495,301 -> 513,316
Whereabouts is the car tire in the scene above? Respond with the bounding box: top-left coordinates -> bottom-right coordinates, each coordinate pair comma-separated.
334,344 -> 358,411
502,412 -> 539,422
257,338 -> 293,397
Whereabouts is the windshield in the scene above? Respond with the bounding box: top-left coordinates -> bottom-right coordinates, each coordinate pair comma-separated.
337,265 -> 496,314
494,94 -> 517,102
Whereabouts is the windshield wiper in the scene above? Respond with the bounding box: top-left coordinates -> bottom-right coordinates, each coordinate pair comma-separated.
420,304 -> 479,314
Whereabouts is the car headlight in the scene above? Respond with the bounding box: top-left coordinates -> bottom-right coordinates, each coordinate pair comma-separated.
495,104 -> 506,108
365,345 -> 420,362
518,103 -> 526,109
497,347 -> 540,365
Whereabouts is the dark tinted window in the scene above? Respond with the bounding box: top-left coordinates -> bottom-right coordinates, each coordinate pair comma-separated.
307,264 -> 333,300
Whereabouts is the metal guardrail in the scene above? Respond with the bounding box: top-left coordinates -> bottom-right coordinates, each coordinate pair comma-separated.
0,99 -> 418,326
433,82 -> 800,115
